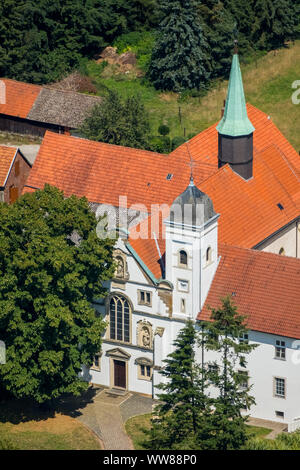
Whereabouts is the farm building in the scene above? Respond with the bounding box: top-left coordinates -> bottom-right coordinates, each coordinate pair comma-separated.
0,78 -> 102,137
0,145 -> 31,203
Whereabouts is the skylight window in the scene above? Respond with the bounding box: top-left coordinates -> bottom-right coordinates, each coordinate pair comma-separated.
277,203 -> 284,211
166,173 -> 173,180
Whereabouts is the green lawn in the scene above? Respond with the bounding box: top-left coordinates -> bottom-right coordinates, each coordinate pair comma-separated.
0,131 -> 41,146
87,41 -> 300,152
125,413 -> 272,450
0,400 -> 102,450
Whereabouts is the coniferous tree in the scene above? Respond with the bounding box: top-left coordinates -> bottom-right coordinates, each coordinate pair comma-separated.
144,320 -> 210,450
148,0 -> 210,91
80,90 -> 151,150
197,0 -> 236,79
251,0 -> 299,49
222,0 -> 256,53
199,296 -> 257,450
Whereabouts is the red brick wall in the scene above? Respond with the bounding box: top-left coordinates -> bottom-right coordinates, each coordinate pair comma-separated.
4,151 -> 31,203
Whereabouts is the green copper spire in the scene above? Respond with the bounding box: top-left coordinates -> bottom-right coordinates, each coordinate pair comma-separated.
217,54 -> 255,137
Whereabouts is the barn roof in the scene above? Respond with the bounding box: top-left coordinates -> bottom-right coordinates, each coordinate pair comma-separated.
0,78 -> 102,128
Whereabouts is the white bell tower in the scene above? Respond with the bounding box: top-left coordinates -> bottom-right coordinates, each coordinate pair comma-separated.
164,177 -> 220,320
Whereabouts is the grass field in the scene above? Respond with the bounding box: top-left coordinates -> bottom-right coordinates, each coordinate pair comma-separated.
0,400 -> 102,450
87,41 -> 300,151
0,131 -> 41,146
125,413 -> 272,450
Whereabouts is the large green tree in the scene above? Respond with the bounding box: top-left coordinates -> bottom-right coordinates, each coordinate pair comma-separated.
0,185 -> 115,403
197,0 -> 236,79
199,296 -> 257,450
0,0 -> 160,84
148,0 -> 210,91
251,0 -> 299,49
80,90 -> 151,149
144,320 -> 210,450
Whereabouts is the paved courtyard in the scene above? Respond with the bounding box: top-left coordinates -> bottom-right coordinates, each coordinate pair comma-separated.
74,388 -> 155,450
57,387 -> 288,449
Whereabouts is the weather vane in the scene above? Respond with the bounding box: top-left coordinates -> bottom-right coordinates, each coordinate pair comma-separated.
186,141 -> 196,185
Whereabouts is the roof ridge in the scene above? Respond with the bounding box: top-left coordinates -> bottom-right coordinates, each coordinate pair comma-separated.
44,130 -> 169,157
41,86 -> 101,98
0,144 -> 18,150
0,77 -> 42,89
219,242 -> 300,262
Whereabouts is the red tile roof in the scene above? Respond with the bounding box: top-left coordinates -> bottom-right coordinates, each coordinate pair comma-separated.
129,210 -> 168,280
24,104 -> 300,261
184,104 -> 300,173
0,145 -> 18,186
24,131 -> 216,209
200,144 -> 300,248
198,244 -> 300,339
0,79 -> 42,119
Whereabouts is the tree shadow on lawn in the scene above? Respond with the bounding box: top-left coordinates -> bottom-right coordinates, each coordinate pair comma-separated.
0,385 -> 102,425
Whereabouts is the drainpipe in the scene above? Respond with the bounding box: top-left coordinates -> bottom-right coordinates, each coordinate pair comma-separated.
297,220 -> 299,258
152,332 -> 155,399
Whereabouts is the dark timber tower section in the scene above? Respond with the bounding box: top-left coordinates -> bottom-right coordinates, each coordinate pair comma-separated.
217,51 -> 255,180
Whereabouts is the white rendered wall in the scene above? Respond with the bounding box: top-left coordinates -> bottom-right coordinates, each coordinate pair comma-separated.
257,220 -> 300,258
165,215 -> 219,320
195,330 -> 300,424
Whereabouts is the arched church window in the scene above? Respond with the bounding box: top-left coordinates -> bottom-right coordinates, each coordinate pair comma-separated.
109,295 -> 130,343
206,246 -> 212,263
279,247 -> 285,256
179,250 -> 188,267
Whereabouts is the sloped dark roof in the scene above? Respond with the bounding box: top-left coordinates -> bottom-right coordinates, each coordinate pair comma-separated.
27,87 -> 102,128
170,177 -> 216,226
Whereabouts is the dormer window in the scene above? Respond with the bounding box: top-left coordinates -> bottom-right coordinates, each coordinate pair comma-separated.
179,250 -> 188,267
206,246 -> 212,263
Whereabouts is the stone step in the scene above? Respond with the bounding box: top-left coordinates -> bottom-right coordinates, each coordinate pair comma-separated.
105,388 -> 128,397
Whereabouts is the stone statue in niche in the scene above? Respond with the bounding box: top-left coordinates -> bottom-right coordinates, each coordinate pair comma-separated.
137,321 -> 153,349
116,256 -> 125,278
142,326 -> 151,348
112,249 -> 129,282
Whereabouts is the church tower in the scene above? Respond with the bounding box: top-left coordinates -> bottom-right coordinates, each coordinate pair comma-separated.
164,178 -> 220,320
217,50 -> 255,180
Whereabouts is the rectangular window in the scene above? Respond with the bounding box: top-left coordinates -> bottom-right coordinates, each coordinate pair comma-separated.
274,377 -> 286,398
138,290 -> 152,307
91,353 -> 101,371
177,279 -> 189,293
238,370 -> 249,391
275,340 -> 286,360
208,364 -> 218,374
207,363 -> 219,383
239,333 -> 249,344
180,298 -> 186,313
139,364 -> 152,380
275,411 -> 284,418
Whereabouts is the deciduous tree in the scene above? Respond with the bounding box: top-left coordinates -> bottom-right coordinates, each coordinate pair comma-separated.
0,185 -> 115,403
80,90 -> 151,149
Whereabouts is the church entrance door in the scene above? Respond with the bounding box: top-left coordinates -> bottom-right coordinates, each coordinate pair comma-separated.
114,360 -> 126,388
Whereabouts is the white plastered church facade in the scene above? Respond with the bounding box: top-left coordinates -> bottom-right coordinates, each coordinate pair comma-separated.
80,53 -> 300,429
